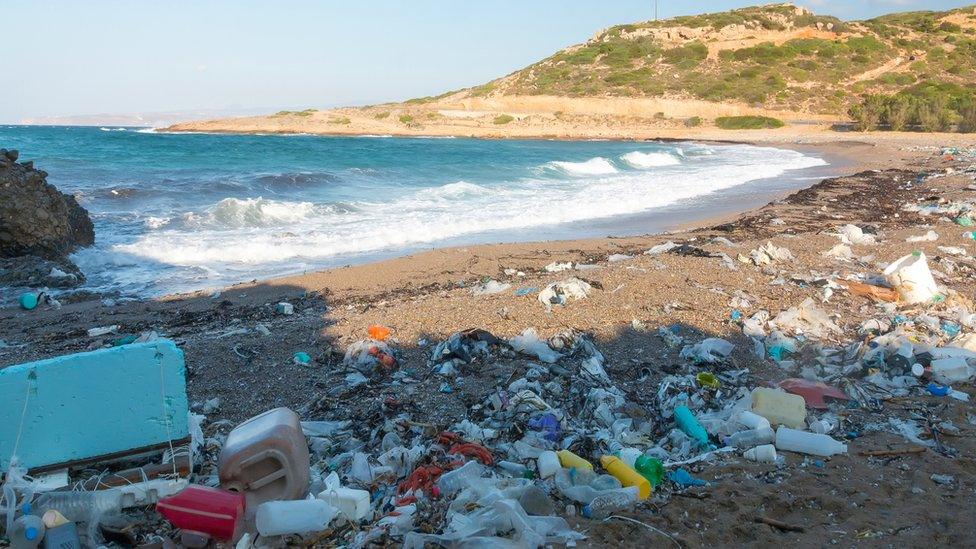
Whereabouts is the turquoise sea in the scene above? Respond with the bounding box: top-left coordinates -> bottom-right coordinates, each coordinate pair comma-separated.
0,125 -> 830,297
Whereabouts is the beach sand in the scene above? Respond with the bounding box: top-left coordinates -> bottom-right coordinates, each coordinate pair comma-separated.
2,135 -> 975,546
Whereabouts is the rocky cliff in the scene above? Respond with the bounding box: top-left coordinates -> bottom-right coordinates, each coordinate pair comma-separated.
0,148 -> 94,288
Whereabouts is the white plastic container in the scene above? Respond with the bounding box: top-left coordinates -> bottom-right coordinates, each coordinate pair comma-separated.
930,357 -> 973,384
735,410 -> 771,431
617,448 -> 642,468
883,252 -> 939,304
751,388 -> 807,429
537,451 -> 561,479
743,444 -> 777,463
775,427 -> 847,457
317,487 -> 371,521
255,499 -> 336,537
727,427 -> 775,449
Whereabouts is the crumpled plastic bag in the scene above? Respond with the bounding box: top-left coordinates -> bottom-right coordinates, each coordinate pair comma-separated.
537,278 -> 591,309
768,298 -> 842,339
510,328 -> 561,363
837,224 -> 876,245
741,242 -> 793,266
680,337 -> 734,363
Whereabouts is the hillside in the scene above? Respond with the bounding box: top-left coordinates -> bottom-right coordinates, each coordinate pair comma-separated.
166,3 -> 976,136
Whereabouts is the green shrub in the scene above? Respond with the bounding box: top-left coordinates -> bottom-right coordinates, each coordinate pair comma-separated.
398,114 -> 414,124
714,115 -> 785,129
684,116 -> 703,127
662,42 -> 708,65
374,111 -> 390,119
493,114 -> 515,125
328,117 -> 350,125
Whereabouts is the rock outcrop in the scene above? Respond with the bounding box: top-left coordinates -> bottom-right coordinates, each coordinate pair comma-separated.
0,148 -> 94,259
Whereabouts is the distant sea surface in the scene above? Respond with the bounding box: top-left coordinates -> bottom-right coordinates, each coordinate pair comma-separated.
0,125 -> 830,297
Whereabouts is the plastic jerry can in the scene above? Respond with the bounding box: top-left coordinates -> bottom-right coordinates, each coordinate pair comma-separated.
750,387 -> 807,429
155,485 -> 245,542
219,407 -> 310,511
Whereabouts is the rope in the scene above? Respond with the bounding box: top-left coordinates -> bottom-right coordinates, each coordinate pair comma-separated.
9,377 -> 32,466
159,355 -> 178,477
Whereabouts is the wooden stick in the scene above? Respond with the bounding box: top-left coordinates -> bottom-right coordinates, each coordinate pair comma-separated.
755,516 -> 806,533
859,447 -> 926,457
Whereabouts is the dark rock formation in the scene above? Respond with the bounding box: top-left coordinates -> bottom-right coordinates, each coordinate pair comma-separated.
0,148 -> 94,259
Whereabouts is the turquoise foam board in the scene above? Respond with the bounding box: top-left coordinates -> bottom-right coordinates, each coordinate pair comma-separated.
0,339 -> 189,470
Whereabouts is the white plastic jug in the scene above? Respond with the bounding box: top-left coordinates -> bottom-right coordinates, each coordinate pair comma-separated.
317,487 -> 371,522
930,357 -> 974,384
774,427 -> 847,457
735,410 -> 771,431
255,499 -> 336,536
751,388 -> 807,429
883,252 -> 939,304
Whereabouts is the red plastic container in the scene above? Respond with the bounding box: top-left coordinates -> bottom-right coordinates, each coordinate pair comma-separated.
156,485 -> 245,541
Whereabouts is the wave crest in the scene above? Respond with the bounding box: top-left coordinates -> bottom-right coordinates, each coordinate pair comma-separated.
620,151 -> 680,168
546,157 -> 618,175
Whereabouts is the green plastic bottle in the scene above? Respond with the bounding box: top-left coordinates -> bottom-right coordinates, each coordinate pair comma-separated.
634,455 -> 664,488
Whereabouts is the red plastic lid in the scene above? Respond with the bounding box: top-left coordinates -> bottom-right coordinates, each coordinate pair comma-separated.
156,485 -> 245,541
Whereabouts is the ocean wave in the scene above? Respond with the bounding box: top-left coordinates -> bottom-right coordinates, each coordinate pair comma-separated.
427,181 -> 488,199
546,157 -> 618,176
252,171 -> 339,189
135,128 -> 156,134
99,127 -> 127,132
620,151 -> 680,168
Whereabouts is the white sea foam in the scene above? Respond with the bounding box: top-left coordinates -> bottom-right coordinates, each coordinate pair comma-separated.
547,157 -> 618,175
620,151 -> 680,168
135,128 -> 156,134
99,127 -> 127,132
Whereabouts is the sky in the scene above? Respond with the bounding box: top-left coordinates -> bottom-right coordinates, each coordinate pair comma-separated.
2,0 -> 973,123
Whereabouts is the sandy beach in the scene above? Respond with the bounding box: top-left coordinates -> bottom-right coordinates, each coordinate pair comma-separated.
2,134 -> 974,545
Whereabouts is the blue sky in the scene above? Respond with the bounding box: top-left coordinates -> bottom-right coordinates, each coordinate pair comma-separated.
2,0 -> 973,122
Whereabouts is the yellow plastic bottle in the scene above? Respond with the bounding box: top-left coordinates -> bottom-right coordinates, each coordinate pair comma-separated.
556,450 -> 593,471
600,455 -> 650,499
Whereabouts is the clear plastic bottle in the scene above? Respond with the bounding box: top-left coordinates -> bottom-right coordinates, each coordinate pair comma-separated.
436,461 -> 484,495
582,486 -> 638,520
726,427 -> 775,449
10,514 -> 45,549
34,490 -> 122,524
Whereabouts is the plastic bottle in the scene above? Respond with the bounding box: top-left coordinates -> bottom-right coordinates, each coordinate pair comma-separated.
673,405 -> 709,447
556,450 -> 592,471
774,427 -> 848,457
726,427 -> 775,449
498,460 -> 533,478
10,514 -> 45,549
34,489 -> 122,524
599,456 -> 650,499
743,444 -> 777,463
255,499 -> 337,537
616,447 -> 642,468
735,410 -> 771,430
633,455 -> 665,488
581,486 -> 638,520
537,451 -> 561,479
750,388 -> 807,429
436,461 -> 485,495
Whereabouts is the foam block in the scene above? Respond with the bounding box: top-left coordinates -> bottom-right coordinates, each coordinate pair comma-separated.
0,339 -> 189,470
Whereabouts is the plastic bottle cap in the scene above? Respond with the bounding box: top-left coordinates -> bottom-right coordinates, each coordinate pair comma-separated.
25,527 -> 38,540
